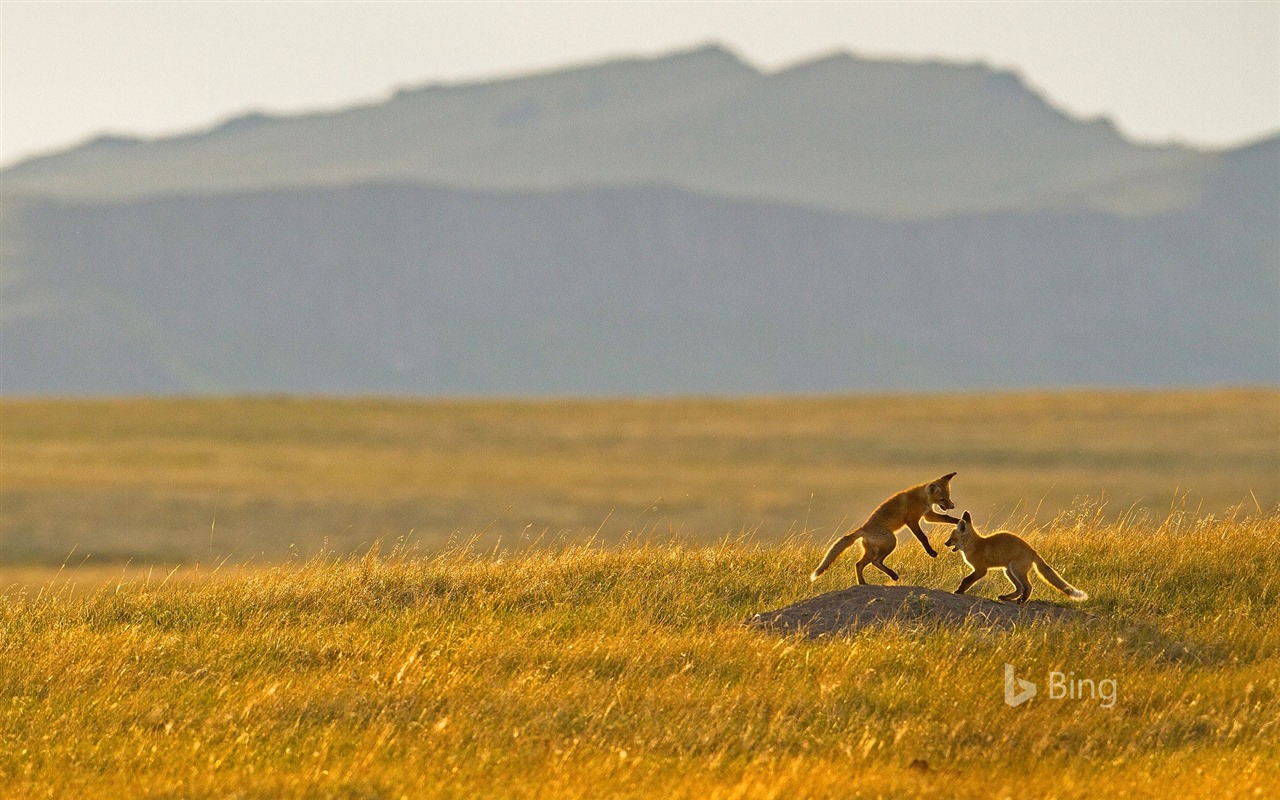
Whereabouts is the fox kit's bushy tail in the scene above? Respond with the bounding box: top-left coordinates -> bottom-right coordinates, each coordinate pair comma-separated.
810,531 -> 862,582
1035,557 -> 1088,601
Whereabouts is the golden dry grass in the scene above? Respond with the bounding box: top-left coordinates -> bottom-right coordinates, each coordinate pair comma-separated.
1,392 -> 1278,797
1,511 -> 1278,799
2,390 -> 1276,569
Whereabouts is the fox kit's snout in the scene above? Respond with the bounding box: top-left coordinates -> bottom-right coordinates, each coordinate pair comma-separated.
810,473 -> 961,585
943,530 -> 959,552
947,512 -> 1087,604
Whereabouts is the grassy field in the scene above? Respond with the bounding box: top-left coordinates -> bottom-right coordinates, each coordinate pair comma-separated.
1,391 -> 1278,796
2,390 -> 1276,568
1,511 -> 1277,798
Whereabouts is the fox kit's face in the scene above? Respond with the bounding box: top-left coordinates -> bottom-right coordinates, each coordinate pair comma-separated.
944,511 -> 974,552
928,472 -> 957,513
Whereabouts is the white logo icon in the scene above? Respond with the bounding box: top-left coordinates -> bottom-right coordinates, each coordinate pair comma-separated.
1004,663 -> 1037,707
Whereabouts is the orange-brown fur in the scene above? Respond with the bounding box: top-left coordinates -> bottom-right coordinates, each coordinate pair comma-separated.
810,473 -> 960,585
944,511 -> 1088,604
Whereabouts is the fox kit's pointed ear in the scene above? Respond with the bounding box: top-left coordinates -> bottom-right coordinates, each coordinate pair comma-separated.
962,511 -> 972,523
941,472 -> 957,482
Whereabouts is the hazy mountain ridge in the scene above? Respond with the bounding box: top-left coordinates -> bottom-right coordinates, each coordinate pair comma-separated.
1,45 -> 1214,218
1,45 -> 1275,395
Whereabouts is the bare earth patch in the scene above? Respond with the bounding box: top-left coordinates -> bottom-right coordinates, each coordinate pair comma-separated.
746,584 -> 1086,637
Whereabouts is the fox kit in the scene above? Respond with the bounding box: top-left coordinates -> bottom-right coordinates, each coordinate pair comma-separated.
810,473 -> 960,585
944,512 -> 1087,604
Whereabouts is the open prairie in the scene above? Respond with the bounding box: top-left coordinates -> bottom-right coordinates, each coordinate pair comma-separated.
1,391 -> 1278,797
1,390 -> 1276,570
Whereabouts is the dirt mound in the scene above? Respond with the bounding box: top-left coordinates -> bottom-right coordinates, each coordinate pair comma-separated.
745,584 -> 1086,637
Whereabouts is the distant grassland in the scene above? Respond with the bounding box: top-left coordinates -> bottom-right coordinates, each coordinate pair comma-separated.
1,390 -> 1276,568
1,513 -> 1277,798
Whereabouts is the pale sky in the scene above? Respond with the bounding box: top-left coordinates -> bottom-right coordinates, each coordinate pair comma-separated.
2,1 -> 1278,167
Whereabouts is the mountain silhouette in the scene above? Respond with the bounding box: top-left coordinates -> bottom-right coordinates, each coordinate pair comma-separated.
2,45 -> 1276,394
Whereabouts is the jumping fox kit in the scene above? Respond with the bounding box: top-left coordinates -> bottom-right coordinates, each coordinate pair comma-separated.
944,512 -> 1087,604
810,473 -> 960,585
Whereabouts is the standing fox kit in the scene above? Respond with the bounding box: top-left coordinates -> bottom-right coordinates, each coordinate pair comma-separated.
945,512 -> 1087,604
810,473 -> 960,585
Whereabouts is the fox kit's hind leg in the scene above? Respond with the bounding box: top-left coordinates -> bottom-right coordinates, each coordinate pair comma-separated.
999,567 -> 1029,602
854,551 -> 872,585
861,547 -> 899,582
856,530 -> 897,585
872,557 -> 899,582
1015,567 -> 1033,604
1005,560 -> 1035,604
997,581 -> 1022,602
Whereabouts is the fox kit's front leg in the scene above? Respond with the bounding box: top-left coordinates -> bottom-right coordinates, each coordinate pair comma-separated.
905,519 -> 939,558
924,509 -> 960,526
908,473 -> 960,557
954,567 -> 987,595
